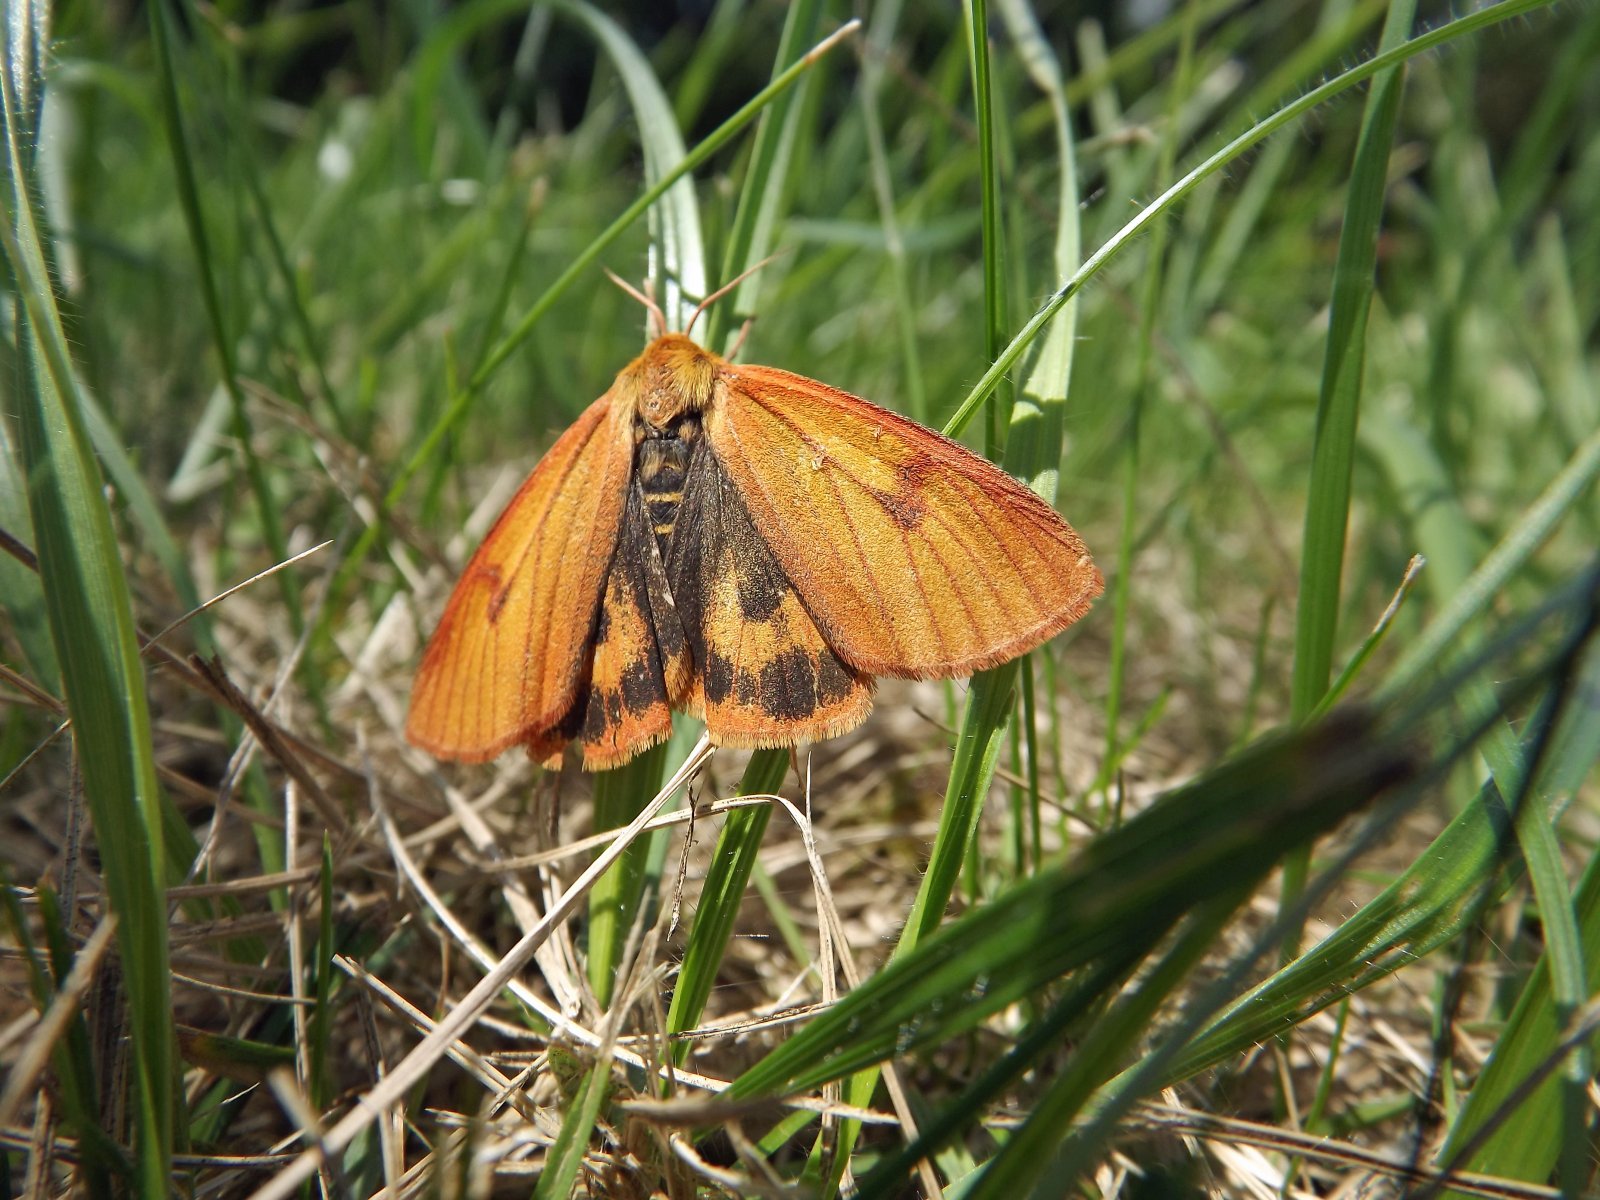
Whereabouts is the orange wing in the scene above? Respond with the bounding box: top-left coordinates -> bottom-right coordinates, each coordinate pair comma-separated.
406,394 -> 632,762
704,364 -> 1103,679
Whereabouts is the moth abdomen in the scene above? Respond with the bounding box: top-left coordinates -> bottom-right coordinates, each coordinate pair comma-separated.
636,412 -> 701,547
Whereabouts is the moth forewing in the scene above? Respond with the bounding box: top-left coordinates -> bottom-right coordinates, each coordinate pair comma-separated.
405,393 -> 631,761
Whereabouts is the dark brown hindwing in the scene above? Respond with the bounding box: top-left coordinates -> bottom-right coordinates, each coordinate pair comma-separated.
664,442 -> 872,747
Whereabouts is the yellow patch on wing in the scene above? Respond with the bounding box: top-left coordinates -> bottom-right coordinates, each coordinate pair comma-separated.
673,483 -> 873,749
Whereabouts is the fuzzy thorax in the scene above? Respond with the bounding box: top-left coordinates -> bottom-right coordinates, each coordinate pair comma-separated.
620,333 -> 720,428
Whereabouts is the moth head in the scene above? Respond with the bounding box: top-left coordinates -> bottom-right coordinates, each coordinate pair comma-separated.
628,333 -> 717,428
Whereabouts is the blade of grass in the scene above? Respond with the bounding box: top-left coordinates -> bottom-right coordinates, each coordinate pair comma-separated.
422,187 -> 544,524
1282,0 -> 1415,956
829,661 -> 1023,1186
1310,555 -> 1426,720
534,1051 -> 614,1200
551,0 -> 707,327
727,708 -> 1414,1105
853,0 -> 927,423
995,0 -> 1083,507
664,748 -> 788,1057
588,742 -> 670,1006
147,0 -> 302,632
704,0 -> 822,351
1437,635 -> 1600,1190
965,0 -> 1005,457
1,19 -> 176,1192
1095,0 -> 1196,797
1290,0 -> 1414,720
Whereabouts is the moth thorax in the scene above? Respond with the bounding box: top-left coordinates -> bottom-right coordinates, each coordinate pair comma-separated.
635,334 -> 716,424
635,413 -> 701,549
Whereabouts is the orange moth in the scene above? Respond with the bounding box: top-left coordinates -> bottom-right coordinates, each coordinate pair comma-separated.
407,287 -> 1102,770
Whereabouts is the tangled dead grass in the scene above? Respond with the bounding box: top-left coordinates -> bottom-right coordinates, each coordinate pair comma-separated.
0,511 -> 1552,1200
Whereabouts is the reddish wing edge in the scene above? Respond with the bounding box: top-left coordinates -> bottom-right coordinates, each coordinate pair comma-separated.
406,394 -> 631,762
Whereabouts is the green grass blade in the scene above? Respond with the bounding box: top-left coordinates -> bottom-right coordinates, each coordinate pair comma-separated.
587,742 -> 670,1006
0,8 -> 50,698
664,747 -> 788,1056
76,390 -> 209,645
727,709 -> 1412,1103
1289,0 -> 1413,722
1436,629 -> 1600,1188
552,0 -> 707,326
534,1053 -> 613,1200
1440,643 -> 1600,1190
1,26 -> 176,1194
705,0 -> 821,349
147,0 -> 301,631
1097,0 -> 1195,792
898,666 -> 1019,956
854,0 -> 927,423
1281,0 -> 1415,964
964,0 -> 1005,455
995,0 -> 1083,505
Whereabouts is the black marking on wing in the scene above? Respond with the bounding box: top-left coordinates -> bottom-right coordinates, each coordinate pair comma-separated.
665,441 -> 861,722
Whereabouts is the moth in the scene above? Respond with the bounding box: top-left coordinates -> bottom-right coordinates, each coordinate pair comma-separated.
407,300 -> 1102,770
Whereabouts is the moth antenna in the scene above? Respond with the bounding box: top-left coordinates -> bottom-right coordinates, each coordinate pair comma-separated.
604,268 -> 669,339
684,251 -> 789,338
726,316 -> 757,360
